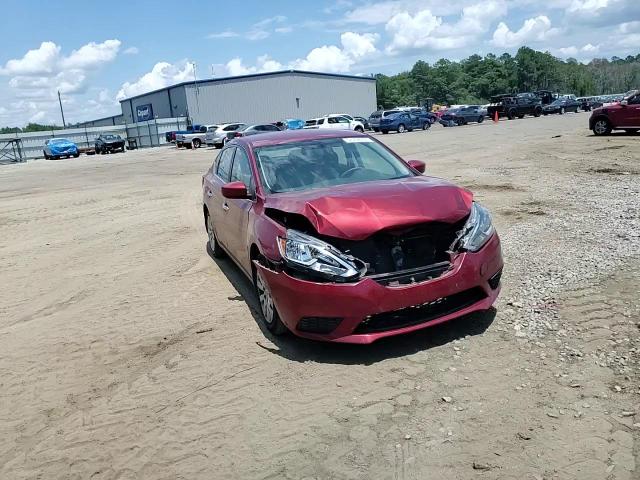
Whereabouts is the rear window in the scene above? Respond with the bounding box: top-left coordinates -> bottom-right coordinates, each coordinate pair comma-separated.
369,112 -> 381,118
207,126 -> 219,132
383,110 -> 399,116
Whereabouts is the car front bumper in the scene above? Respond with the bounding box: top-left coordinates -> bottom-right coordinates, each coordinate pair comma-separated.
256,233 -> 503,344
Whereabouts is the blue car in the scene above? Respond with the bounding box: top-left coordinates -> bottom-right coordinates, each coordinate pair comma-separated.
379,111 -> 430,134
43,138 -> 80,159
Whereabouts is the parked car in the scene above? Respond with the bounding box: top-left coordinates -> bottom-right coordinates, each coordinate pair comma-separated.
202,129 -> 503,342
368,109 -> 400,132
577,97 -> 603,111
305,115 -> 365,132
542,98 -> 580,115
487,93 -> 542,119
354,116 -> 371,130
166,124 -> 202,143
379,111 -> 430,133
176,125 -> 212,149
589,89 -> 640,135
95,134 -> 125,154
225,123 -> 281,141
43,138 -> 80,159
205,123 -> 246,148
439,106 -> 486,126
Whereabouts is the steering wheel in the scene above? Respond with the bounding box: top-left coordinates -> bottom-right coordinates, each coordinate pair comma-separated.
340,166 -> 364,178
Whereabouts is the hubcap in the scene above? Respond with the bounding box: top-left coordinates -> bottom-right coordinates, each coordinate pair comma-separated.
594,121 -> 607,134
399,125 -> 405,133
207,216 -> 216,249
256,272 -> 275,324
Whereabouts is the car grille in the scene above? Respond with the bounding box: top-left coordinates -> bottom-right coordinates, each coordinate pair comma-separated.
297,317 -> 343,334
353,287 -> 487,334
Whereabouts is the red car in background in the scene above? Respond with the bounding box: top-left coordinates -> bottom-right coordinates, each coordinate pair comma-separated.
202,130 -> 503,343
590,89 -> 640,135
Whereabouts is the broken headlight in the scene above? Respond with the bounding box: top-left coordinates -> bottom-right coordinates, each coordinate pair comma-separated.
277,230 -> 365,282
456,202 -> 495,252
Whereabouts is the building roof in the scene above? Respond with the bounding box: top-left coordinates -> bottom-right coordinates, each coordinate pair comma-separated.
119,69 -> 376,103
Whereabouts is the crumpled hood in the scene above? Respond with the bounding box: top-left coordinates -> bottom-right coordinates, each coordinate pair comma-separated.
264,176 -> 473,240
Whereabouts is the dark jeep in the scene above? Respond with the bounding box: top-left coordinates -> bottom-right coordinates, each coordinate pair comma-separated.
487,93 -> 543,120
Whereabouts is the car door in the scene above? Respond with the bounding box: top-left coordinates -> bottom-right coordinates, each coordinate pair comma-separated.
204,146 -> 235,249
622,93 -> 640,126
224,146 -> 255,271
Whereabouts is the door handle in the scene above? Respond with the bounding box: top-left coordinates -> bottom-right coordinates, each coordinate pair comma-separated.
222,202 -> 230,211
207,190 -> 213,198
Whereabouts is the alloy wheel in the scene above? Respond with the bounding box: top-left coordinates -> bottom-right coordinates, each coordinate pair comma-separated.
594,120 -> 609,135
256,271 -> 275,325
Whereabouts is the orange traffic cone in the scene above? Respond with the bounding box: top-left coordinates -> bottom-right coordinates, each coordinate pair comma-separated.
493,111 -> 499,123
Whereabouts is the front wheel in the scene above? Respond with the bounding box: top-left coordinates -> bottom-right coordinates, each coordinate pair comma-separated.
507,109 -> 516,120
533,107 -> 542,117
592,118 -> 611,136
422,122 -> 430,130
206,213 -> 225,258
192,138 -> 201,148
255,268 -> 287,335
397,124 -> 406,133
477,116 -> 484,123
381,130 -> 389,134
354,126 -> 364,133
43,150 -> 49,160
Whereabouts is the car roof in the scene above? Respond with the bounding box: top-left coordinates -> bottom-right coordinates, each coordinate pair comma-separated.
234,128 -> 366,148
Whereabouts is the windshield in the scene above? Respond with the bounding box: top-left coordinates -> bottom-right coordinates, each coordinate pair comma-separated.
103,134 -> 121,140
624,89 -> 639,100
51,138 -> 71,144
254,137 -> 414,194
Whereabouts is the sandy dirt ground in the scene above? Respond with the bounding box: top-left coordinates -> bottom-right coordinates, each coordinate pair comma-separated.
0,113 -> 638,479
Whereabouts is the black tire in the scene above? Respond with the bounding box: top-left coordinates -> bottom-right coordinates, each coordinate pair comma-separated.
43,150 -> 49,160
533,107 -> 542,117
559,107 -> 565,115
381,130 -> 389,134
507,109 -> 516,120
592,118 -> 612,136
477,116 -> 484,123
456,118 -> 464,126
206,212 -> 225,258
354,126 -> 364,133
254,266 -> 287,335
73,153 -> 80,158
517,114 -> 525,119
95,146 -> 100,154
422,122 -> 430,130
397,124 -> 406,133
373,127 -> 379,132
193,139 -> 202,148
214,143 -> 222,149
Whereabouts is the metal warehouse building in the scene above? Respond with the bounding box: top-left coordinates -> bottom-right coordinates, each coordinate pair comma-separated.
119,70 -> 377,125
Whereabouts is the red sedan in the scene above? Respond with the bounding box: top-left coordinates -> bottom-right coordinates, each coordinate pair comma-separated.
202,129 -> 503,343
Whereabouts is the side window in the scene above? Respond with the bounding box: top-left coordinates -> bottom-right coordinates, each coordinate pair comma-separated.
230,148 -> 255,194
223,124 -> 237,131
328,117 -> 338,124
338,117 -> 350,124
264,125 -> 280,131
216,147 -> 235,181
318,118 -> 325,125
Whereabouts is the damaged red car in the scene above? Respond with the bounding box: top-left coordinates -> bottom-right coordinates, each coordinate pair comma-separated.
202,130 -> 503,344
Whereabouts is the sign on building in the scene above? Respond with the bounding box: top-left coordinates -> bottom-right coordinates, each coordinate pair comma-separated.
136,104 -> 154,122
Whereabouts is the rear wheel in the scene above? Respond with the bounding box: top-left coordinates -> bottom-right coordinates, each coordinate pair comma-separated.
477,116 -> 484,123
533,107 -> 542,117
592,118 -> 611,136
422,122 -> 430,130
254,268 -> 287,335
397,124 -> 406,133
381,129 -> 389,134
456,118 -> 464,126
192,138 -> 201,148
507,109 -> 516,120
206,213 -> 225,258
354,126 -> 364,133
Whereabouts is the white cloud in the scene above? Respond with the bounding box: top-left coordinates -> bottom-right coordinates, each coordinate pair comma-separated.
618,21 -> 640,34
116,61 -> 195,100
581,43 -> 600,53
343,0 -> 463,25
291,32 -> 379,72
275,26 -> 293,34
60,40 -> 121,70
557,46 -> 579,56
245,30 -> 270,41
492,15 -> 556,48
385,10 -> 443,53
254,15 -> 287,28
207,31 -> 240,39
565,0 -> 640,26
0,41 -> 60,76
123,46 -> 140,55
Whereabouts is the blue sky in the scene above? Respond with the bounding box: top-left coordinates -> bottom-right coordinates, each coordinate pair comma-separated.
1,0 -> 639,126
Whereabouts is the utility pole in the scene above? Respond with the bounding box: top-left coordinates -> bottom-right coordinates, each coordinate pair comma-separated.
57,90 -> 66,128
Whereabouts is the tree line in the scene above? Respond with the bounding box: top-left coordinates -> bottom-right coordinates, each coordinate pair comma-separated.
376,46 -> 640,108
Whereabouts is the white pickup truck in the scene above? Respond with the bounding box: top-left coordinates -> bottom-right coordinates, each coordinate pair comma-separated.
175,125 -> 216,149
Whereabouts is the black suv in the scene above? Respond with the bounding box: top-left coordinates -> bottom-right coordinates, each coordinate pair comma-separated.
487,93 -> 543,120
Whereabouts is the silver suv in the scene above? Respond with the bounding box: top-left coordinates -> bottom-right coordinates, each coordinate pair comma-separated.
205,123 -> 245,148
368,110 -> 400,132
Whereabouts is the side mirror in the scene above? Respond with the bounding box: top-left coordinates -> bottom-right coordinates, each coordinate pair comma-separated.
407,160 -> 426,173
221,181 -> 249,199
620,100 -> 628,106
